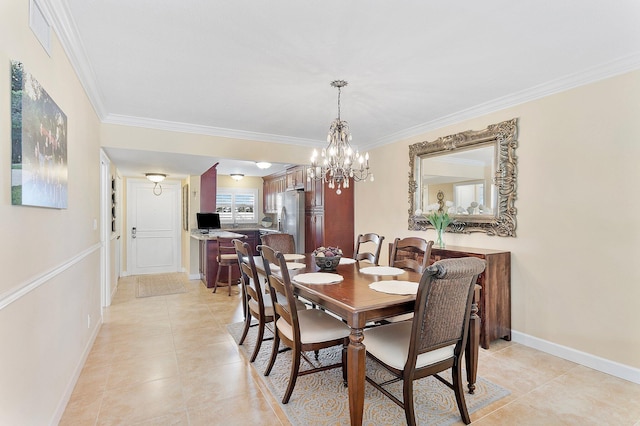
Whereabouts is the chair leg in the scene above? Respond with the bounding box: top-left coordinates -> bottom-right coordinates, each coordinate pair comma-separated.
341,340 -> 348,386
282,348 -> 301,404
227,264 -> 232,296
213,263 -> 221,293
403,377 -> 417,426
250,317 -> 265,362
264,332 -> 280,376
452,362 -> 471,424
237,311 -> 252,346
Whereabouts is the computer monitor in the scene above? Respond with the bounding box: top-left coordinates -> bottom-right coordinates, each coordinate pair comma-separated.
196,212 -> 221,230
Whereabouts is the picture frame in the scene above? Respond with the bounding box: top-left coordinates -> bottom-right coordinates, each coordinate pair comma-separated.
11,60 -> 68,208
182,184 -> 189,231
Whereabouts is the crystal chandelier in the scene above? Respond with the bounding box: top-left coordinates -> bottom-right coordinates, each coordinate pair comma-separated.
307,80 -> 373,194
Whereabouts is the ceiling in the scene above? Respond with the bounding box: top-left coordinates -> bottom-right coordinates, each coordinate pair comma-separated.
46,1 -> 640,178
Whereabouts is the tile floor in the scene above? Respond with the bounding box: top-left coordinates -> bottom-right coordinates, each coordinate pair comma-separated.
61,275 -> 640,425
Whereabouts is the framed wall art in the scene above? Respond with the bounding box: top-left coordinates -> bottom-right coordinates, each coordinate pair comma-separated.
11,60 -> 68,208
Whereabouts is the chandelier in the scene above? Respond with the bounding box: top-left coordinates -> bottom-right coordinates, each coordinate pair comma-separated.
308,80 -> 373,194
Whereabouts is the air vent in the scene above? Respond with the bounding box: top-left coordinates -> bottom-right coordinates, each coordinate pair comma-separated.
29,0 -> 51,56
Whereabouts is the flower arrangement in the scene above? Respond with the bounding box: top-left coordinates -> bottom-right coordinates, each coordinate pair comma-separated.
427,211 -> 451,248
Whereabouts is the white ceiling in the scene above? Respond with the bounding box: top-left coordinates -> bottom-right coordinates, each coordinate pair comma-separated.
46,0 -> 640,178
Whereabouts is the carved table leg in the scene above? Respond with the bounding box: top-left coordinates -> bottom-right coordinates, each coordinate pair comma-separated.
347,327 -> 365,426
465,287 -> 481,394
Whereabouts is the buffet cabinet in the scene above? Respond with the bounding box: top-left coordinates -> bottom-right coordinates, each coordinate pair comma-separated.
430,246 -> 511,349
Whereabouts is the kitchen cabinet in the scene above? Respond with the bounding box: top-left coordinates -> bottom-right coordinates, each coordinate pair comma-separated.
262,172 -> 285,214
304,178 -> 354,257
286,166 -> 305,190
198,230 -> 260,288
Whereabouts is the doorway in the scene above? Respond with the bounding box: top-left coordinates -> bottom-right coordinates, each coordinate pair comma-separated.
126,178 -> 181,275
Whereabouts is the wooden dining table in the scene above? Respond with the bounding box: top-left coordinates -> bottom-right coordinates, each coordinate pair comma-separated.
256,253 -> 480,426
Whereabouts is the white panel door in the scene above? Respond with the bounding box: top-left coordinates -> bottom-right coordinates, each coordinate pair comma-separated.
127,179 -> 180,275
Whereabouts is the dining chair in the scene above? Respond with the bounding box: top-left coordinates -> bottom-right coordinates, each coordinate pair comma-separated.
261,233 -> 296,253
364,257 -> 486,426
354,233 -> 385,265
259,244 -> 350,404
214,237 -> 240,296
233,239 -> 306,363
385,237 -> 435,322
389,237 -> 433,273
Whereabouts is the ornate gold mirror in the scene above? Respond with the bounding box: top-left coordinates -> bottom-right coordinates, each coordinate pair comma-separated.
408,118 -> 518,236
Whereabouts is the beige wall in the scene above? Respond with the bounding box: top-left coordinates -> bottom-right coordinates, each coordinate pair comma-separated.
0,1 -> 103,424
356,70 -> 640,370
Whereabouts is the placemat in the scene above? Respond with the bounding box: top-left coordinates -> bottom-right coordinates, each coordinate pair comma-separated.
359,266 -> 405,276
293,272 -> 343,285
339,257 -> 356,265
369,280 -> 419,295
283,253 -> 306,261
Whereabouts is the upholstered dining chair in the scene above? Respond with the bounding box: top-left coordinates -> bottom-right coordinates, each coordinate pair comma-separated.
260,233 -> 296,254
389,237 -> 433,274
354,233 -> 385,265
364,257 -> 486,426
233,239 -> 306,363
214,237 -> 240,296
259,244 -> 350,404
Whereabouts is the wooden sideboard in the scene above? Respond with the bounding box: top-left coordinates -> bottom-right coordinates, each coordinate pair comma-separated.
431,246 -> 511,349
390,243 -> 511,349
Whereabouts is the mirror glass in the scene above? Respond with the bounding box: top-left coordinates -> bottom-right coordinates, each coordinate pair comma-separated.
408,119 -> 518,236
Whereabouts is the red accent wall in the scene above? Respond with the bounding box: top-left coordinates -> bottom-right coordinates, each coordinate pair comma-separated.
200,163 -> 218,212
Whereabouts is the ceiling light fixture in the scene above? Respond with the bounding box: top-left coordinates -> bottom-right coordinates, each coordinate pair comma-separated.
255,162 -> 272,170
308,80 -> 373,195
230,173 -> 244,181
145,173 -> 166,196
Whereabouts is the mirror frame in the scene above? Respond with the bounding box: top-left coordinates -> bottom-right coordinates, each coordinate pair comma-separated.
408,118 -> 519,236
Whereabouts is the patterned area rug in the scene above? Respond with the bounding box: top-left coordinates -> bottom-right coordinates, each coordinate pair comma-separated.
135,273 -> 188,298
227,321 -> 509,425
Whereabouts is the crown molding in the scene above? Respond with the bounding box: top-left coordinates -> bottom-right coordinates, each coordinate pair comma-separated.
41,0 -> 106,118
103,114 -> 325,147
365,53 -> 640,150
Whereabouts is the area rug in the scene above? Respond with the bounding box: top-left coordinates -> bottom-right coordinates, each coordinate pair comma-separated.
227,321 -> 509,425
135,273 -> 188,298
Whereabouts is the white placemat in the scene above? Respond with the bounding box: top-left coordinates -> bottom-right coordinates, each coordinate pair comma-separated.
339,257 -> 356,265
293,273 -> 343,285
359,266 -> 405,276
286,262 -> 306,270
283,253 -> 306,261
369,280 -> 418,295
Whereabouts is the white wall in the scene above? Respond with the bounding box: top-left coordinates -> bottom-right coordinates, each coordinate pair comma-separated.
355,70 -> 640,375
0,0 -> 104,424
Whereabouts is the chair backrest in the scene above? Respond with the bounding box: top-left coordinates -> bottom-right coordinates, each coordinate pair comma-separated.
259,245 -> 300,342
408,257 -> 486,366
217,237 -> 237,261
389,237 -> 433,273
261,233 -> 296,254
233,238 -> 267,314
354,233 -> 385,265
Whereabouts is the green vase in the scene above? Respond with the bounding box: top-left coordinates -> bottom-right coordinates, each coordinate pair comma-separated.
436,228 -> 445,248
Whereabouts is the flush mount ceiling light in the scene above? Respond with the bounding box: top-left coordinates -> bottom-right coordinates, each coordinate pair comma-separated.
255,162 -> 272,170
145,173 -> 166,195
307,80 -> 373,195
230,173 -> 244,181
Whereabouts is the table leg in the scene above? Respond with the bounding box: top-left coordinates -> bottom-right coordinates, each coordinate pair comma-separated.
347,327 -> 365,426
465,287 -> 480,394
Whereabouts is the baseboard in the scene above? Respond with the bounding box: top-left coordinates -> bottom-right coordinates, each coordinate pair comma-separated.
50,316 -> 103,425
188,273 -> 201,280
511,331 -> 640,385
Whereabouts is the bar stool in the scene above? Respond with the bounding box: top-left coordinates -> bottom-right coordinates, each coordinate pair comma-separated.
214,237 -> 239,296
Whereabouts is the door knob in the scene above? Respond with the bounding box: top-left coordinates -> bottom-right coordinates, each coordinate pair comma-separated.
131,227 -> 137,239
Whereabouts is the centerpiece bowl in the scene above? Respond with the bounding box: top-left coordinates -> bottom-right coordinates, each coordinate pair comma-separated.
313,246 -> 343,271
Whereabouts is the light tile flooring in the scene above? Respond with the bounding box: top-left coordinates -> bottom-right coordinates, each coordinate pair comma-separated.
61,275 -> 640,425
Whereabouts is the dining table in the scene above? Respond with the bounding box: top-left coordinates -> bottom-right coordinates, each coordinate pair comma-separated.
256,253 -> 480,426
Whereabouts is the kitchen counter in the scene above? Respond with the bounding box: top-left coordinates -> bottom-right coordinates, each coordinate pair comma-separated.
190,230 -> 248,241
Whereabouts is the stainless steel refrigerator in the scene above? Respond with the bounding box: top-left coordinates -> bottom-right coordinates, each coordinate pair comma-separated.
280,189 -> 305,253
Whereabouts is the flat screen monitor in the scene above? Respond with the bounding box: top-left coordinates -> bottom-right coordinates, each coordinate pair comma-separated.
196,212 -> 221,230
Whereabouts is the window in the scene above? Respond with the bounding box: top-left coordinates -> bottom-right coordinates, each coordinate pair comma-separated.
216,188 -> 258,224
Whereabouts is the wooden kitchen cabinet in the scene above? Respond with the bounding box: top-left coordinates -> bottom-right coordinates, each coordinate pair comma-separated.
286,166 -> 305,190
262,172 -> 285,214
